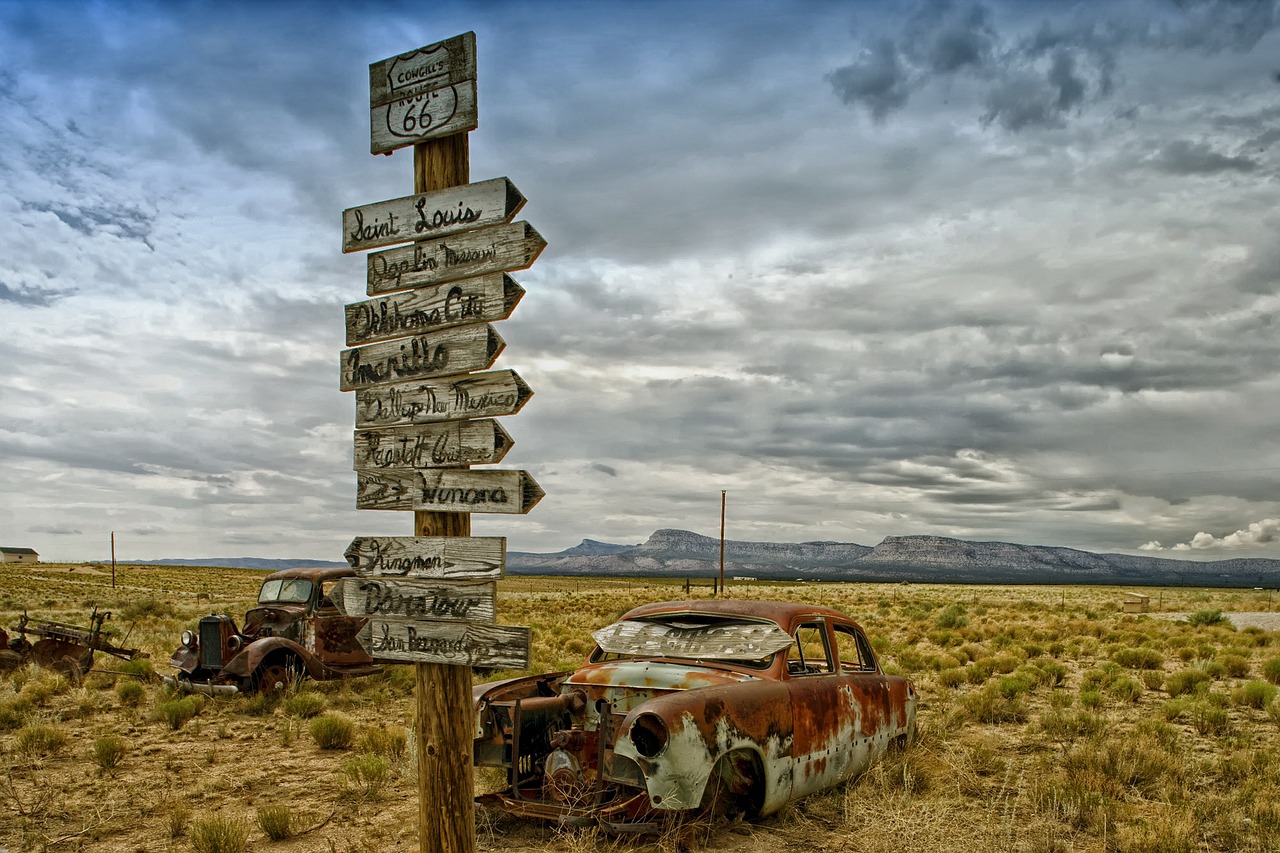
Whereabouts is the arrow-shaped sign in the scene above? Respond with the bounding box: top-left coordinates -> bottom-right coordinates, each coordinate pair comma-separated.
355,369 -> 532,429
344,536 -> 505,579
365,222 -> 546,296
343,178 -> 526,253
356,468 -> 544,514
339,324 -> 504,391
346,273 -> 524,347
331,577 -> 495,623
354,420 -> 512,469
359,618 -> 530,669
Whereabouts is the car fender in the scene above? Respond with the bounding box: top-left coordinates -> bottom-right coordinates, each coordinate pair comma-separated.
613,680 -> 796,814
222,637 -> 310,678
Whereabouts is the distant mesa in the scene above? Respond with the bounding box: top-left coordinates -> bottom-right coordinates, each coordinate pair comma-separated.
129,558 -> 347,571
507,529 -> 1280,588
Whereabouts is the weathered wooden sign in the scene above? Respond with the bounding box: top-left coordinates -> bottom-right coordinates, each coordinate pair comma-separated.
354,420 -> 512,469
344,536 -> 505,579
370,33 -> 478,155
359,618 -> 531,669
356,468 -> 544,514
346,273 -> 525,346
355,369 -> 532,429
332,577 -> 496,623
366,222 -> 546,296
339,324 -> 504,391
342,178 -> 526,253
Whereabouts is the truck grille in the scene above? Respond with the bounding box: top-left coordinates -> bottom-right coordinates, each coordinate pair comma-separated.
199,617 -> 224,669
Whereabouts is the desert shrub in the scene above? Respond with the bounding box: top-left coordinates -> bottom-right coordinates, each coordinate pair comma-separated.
342,753 -> 391,797
894,648 -> 928,673
360,725 -> 408,760
1166,669 -> 1212,697
1188,609 -> 1226,627
1191,701 -> 1231,736
256,805 -> 293,841
1112,646 -> 1165,670
0,697 -> 31,731
1220,654 -> 1251,678
1079,689 -> 1104,709
285,691 -> 327,719
1107,677 -> 1144,703
309,713 -> 354,750
1262,657 -> 1280,685
1135,718 -> 1180,750
966,659 -> 994,685
92,734 -> 128,772
1202,660 -> 1228,679
155,697 -> 201,730
1162,698 -> 1192,721
934,604 -> 968,630
1141,670 -> 1165,691
937,667 -> 967,689
1232,680 -> 1278,710
120,658 -> 155,679
963,683 -> 1027,724
990,654 -> 1022,674
1039,707 -> 1105,745
121,597 -> 178,621
116,680 -> 146,706
240,691 -> 278,717
188,816 -> 249,853
16,723 -> 69,757
1269,699 -> 1280,725
1033,660 -> 1068,687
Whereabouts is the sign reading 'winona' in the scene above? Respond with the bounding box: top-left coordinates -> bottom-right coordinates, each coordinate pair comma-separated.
339,324 -> 504,391
342,178 -> 526,253
355,369 -> 532,428
331,577 -> 495,623
365,222 -> 545,296
344,536 -> 505,579
369,33 -> 478,154
346,273 -> 524,346
354,420 -> 512,469
360,618 -> 531,669
356,468 -> 544,514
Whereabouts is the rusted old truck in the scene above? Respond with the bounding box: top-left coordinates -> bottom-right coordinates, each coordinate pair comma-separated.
168,566 -> 379,694
472,600 -> 917,830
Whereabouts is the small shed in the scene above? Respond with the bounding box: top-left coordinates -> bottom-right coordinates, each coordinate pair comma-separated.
1122,591 -> 1150,613
0,547 -> 39,564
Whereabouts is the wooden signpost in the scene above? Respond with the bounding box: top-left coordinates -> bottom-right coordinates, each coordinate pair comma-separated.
339,31 -> 541,853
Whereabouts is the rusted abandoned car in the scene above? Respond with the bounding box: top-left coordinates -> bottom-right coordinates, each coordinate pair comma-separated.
473,600 -> 917,830
168,566 -> 379,694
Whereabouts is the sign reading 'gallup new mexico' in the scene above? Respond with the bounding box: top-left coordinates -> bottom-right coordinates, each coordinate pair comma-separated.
365,222 -> 545,296
369,32 -> 477,155
354,369 -> 533,429
342,178 -> 526,253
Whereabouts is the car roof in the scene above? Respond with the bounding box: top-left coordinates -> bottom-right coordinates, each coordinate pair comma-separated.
618,599 -> 858,629
262,566 -> 355,582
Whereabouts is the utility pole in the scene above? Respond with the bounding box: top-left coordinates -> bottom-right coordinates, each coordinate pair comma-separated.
110,531 -> 116,589
719,490 -> 726,598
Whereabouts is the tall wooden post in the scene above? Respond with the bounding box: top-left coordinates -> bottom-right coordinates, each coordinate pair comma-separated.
719,490 -> 726,598
110,531 -> 116,589
413,133 -> 475,853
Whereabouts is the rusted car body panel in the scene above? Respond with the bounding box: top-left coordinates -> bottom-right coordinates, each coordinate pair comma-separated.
473,600 -> 916,830
168,566 -> 379,693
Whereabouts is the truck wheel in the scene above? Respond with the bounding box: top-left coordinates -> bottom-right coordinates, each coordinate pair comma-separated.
250,655 -> 300,695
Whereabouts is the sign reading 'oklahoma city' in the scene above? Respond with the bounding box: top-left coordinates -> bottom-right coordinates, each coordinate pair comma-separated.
355,369 -> 532,429
369,33 -> 477,154
355,467 -> 544,514
365,223 -> 545,296
342,178 -> 526,253
344,535 -> 506,580
339,324 -> 504,391
354,420 -> 512,469
346,273 -> 525,346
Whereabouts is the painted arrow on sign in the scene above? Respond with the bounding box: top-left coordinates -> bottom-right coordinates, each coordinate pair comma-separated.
354,420 -> 512,469
345,273 -> 524,347
369,33 -> 478,154
339,324 -> 504,391
359,618 -> 530,669
344,536 -> 505,579
331,577 -> 495,623
342,178 -> 526,253
354,369 -> 532,429
365,222 -> 546,296
356,468 -> 544,514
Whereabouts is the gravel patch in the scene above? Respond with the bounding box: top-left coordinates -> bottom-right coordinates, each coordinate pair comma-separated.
1149,611 -> 1280,631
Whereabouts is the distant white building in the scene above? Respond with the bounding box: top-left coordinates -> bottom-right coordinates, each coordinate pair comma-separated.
0,547 -> 39,564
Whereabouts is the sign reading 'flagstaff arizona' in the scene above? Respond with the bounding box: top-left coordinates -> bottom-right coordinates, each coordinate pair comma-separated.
339,323 -> 504,391
354,369 -> 532,429
369,33 -> 477,154
360,618 -> 531,669
342,178 -> 526,254
354,420 -> 511,469
346,273 -> 525,346
331,576 -> 496,623
365,222 -> 545,296
356,467 -> 544,514
344,536 -> 505,580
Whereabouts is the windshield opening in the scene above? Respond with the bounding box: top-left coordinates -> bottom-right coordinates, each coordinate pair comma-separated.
258,578 -> 313,605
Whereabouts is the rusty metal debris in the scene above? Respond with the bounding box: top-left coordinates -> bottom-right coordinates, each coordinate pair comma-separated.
2,607 -> 148,676
473,600 -> 918,833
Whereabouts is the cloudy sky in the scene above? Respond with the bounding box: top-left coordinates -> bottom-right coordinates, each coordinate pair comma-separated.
2,0 -> 1279,563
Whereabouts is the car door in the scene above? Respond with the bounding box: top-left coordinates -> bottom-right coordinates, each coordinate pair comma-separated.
784,617 -> 864,798
831,621 -> 895,772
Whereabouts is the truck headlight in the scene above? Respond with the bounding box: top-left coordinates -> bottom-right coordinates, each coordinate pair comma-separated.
181,630 -> 196,649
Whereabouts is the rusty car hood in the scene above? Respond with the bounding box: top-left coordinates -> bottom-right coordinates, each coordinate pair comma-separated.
564,659 -> 761,692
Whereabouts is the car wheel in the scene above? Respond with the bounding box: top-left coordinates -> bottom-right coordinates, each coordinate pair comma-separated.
701,750 -> 763,822
250,655 -> 299,695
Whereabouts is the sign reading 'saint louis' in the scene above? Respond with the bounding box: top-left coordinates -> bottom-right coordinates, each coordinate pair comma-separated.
342,178 -> 526,254
369,32 -> 477,155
